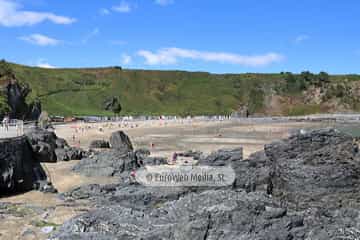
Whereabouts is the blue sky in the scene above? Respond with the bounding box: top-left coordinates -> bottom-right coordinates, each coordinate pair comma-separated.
0,0 -> 359,74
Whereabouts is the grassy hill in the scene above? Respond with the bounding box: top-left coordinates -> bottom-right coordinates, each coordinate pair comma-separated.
2,61 -> 360,117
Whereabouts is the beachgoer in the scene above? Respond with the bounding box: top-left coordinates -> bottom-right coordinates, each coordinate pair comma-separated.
2,115 -> 9,131
172,152 -> 178,164
130,170 -> 136,183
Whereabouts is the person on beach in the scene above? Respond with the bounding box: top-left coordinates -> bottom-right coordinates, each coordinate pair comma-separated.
2,115 -> 9,131
172,152 -> 178,164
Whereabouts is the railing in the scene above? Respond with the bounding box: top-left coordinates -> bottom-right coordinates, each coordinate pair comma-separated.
0,119 -> 24,138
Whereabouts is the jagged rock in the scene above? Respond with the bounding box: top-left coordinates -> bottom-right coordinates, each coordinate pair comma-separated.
199,147 -> 243,166
178,150 -> 203,160
53,190 -> 309,240
109,131 -> 133,153
6,80 -> 30,119
89,140 -> 110,149
25,128 -> 58,162
0,136 -> 47,194
72,149 -> 138,177
26,128 -> 86,162
54,128 -> 360,239
55,147 -> 85,161
265,128 -> 360,210
63,183 -> 189,211
198,148 -> 270,192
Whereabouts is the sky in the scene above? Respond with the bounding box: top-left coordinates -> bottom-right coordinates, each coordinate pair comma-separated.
0,0 -> 359,74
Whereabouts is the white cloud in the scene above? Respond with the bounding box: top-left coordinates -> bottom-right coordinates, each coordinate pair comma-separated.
99,8 -> 110,15
137,47 -> 283,67
155,0 -> 174,6
112,1 -> 131,13
35,59 -> 56,68
82,28 -> 100,44
0,0 -> 76,27
19,33 -> 60,46
295,35 -> 310,44
121,54 -> 132,65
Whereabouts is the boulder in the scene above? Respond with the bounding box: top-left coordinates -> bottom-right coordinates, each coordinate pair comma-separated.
72,149 -> 139,177
109,131 -> 133,153
89,140 -> 110,149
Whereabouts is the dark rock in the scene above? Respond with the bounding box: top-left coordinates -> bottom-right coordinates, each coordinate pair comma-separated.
89,140 -> 110,149
178,150 -> 203,160
72,150 -> 138,177
0,136 -> 47,194
53,128 -> 360,239
134,148 -> 151,160
233,150 -> 271,192
6,80 -> 30,119
199,147 -> 243,166
109,131 -> 133,153
25,128 -> 58,162
265,128 -> 360,210
26,128 -> 86,162
63,183 -> 189,211
103,96 -> 122,114
141,156 -> 167,166
56,138 -> 69,149
53,190 -> 308,240
27,99 -> 42,121
199,147 -> 270,191
55,148 -> 70,161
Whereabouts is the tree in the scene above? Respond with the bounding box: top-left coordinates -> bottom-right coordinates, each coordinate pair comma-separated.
285,72 -> 306,93
317,71 -> 330,86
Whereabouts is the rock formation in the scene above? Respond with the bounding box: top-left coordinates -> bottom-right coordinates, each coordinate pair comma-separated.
0,136 -> 46,194
109,130 -> 133,152
89,140 -> 110,149
53,128 -> 360,239
103,96 -> 122,114
25,128 -> 86,162
265,128 -> 360,210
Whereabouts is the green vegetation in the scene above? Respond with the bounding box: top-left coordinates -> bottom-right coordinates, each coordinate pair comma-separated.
1,60 -> 360,116
30,220 -> 60,228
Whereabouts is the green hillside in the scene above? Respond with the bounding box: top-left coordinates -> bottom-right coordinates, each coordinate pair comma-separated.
2,61 -> 360,117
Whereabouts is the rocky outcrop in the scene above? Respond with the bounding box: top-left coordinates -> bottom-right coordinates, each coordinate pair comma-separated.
103,96 -> 122,114
55,189 -> 360,240
109,130 -> 133,152
5,80 -> 42,120
25,128 -> 86,162
265,128 -> 360,210
89,140 -> 110,149
0,136 -> 46,194
53,128 -> 360,239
